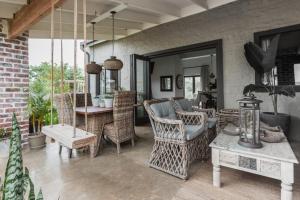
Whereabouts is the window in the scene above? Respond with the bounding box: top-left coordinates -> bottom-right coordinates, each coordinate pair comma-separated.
100,70 -> 119,94
184,76 -> 201,99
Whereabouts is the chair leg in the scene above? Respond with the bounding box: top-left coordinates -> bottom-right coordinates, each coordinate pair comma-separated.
117,142 -> 121,154
68,148 -> 73,158
131,137 -> 135,147
58,144 -> 62,155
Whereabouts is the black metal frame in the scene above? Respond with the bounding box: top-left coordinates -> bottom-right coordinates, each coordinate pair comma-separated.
254,23 -> 300,92
160,76 -> 173,91
142,39 -> 224,109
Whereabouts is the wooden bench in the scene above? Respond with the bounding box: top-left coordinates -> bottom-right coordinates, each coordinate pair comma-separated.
42,124 -> 96,158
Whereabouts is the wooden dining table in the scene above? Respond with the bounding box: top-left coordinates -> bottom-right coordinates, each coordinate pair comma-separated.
75,106 -> 113,157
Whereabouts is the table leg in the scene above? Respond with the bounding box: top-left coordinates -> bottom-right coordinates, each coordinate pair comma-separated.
89,142 -> 95,158
281,182 -> 293,200
213,165 -> 221,187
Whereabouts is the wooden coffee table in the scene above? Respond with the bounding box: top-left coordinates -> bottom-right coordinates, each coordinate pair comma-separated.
210,133 -> 298,200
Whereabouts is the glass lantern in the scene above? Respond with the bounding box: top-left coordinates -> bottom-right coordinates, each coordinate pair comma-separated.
237,94 -> 263,148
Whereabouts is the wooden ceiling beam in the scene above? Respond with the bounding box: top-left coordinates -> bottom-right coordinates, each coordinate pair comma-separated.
8,0 -> 66,39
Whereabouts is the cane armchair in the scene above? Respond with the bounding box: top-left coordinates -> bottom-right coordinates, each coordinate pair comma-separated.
103,91 -> 136,154
144,99 -> 209,180
73,93 -> 93,107
171,97 -> 217,143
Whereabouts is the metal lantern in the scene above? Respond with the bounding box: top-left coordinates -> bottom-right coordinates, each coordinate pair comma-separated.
237,94 -> 263,148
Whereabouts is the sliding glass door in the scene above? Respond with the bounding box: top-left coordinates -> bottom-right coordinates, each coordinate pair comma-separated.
131,54 -> 151,125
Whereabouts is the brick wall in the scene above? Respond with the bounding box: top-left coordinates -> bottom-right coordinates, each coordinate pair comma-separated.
92,0 -> 300,141
0,19 -> 29,145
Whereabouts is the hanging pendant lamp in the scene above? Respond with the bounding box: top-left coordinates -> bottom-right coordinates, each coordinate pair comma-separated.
104,11 -> 123,70
86,22 -> 102,74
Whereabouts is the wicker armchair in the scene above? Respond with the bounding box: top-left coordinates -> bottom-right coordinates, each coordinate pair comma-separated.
53,94 -> 74,125
103,91 -> 136,154
72,93 -> 93,107
171,97 -> 217,143
144,99 -> 209,180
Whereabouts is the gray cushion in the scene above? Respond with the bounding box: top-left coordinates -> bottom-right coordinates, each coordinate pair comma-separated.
208,118 -> 217,129
185,125 -> 205,140
175,99 -> 193,112
150,101 -> 177,120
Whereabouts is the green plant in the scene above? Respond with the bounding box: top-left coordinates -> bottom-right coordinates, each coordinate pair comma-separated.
243,35 -> 296,115
1,113 -> 43,200
28,79 -> 51,135
0,128 -> 9,140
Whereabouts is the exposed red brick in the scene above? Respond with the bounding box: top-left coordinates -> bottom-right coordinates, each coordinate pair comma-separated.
5,58 -> 21,64
6,48 -> 21,54
0,43 -> 12,48
4,39 -> 20,45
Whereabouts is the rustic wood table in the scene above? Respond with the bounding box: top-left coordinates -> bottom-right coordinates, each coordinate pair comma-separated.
210,133 -> 299,200
76,106 -> 113,157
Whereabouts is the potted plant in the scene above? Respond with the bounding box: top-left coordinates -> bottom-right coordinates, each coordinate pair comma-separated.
243,34 -> 296,136
27,80 -> 51,149
103,94 -> 114,108
1,114 -> 44,200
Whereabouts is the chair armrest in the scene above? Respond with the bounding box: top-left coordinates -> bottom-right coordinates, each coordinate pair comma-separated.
192,107 -> 216,118
152,116 -> 187,141
176,110 -> 208,126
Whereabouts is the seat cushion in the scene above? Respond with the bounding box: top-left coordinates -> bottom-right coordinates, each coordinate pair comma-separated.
185,124 -> 205,140
175,99 -> 193,112
208,118 -> 217,129
150,101 -> 177,120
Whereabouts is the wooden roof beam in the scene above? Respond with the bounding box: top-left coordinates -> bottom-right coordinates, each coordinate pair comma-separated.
9,0 -> 66,39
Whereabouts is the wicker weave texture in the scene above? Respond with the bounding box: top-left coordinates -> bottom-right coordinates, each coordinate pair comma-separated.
144,99 -> 209,180
103,91 -> 136,154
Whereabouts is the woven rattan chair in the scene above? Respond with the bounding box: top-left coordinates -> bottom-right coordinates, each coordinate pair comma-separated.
103,91 -> 136,154
53,94 -> 74,125
171,97 -> 217,143
72,93 -> 93,107
144,99 -> 209,180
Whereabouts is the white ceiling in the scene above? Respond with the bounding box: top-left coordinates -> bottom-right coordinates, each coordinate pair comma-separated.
0,0 -> 238,42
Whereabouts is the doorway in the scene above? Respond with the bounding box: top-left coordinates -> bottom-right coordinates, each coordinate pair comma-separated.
131,39 -> 223,124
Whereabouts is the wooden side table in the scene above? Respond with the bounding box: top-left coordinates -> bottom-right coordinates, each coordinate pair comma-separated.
210,133 -> 298,200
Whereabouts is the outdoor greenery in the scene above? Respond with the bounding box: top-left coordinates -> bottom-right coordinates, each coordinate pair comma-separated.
0,114 -> 43,200
28,62 -> 84,133
0,128 -> 9,141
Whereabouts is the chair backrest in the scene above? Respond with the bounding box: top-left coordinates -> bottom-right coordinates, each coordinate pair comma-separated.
113,91 -> 136,130
53,93 -> 73,125
149,100 -> 177,120
171,97 -> 193,112
71,93 -> 93,107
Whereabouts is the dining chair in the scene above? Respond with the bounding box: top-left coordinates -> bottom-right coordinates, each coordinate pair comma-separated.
103,91 -> 136,154
72,93 -> 93,107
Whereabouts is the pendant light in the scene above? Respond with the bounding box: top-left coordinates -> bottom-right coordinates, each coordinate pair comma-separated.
103,11 -> 123,70
86,21 -> 102,74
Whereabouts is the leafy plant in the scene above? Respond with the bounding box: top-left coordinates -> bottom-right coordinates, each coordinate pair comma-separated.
243,34 -> 296,115
1,114 -> 43,200
28,79 -> 51,135
0,128 -> 9,140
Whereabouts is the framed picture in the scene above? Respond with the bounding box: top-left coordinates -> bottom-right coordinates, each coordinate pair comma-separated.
160,76 -> 173,91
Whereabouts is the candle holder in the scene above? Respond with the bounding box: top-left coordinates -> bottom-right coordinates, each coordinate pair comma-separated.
237,94 -> 263,148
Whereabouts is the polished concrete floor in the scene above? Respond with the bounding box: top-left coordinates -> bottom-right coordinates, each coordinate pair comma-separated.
0,126 -> 300,200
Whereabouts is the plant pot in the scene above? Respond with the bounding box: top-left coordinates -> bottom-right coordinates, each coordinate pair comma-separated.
104,99 -> 113,108
260,112 -> 290,137
28,134 -> 46,149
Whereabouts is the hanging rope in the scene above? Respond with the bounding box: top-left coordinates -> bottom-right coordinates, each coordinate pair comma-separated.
50,2 -> 55,127
73,0 -> 78,137
60,7 -> 65,126
83,0 -> 88,133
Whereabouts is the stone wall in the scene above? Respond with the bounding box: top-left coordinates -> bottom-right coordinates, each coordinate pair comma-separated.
92,0 -> 300,141
0,19 -> 29,145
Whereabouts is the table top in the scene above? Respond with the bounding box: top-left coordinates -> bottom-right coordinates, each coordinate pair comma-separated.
76,106 -> 113,115
210,133 -> 299,164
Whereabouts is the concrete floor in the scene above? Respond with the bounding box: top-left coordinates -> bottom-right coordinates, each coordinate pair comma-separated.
0,126 -> 299,200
